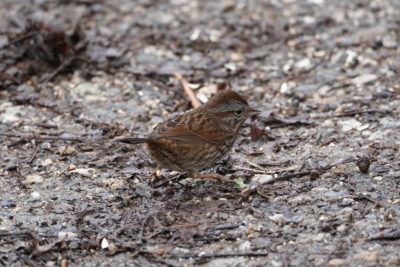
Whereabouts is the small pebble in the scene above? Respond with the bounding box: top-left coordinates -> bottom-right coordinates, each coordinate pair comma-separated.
101,238 -> 109,249
329,258 -> 346,265
269,214 -> 285,226
23,174 -> 44,185
30,191 -> 41,201
351,74 -> 378,86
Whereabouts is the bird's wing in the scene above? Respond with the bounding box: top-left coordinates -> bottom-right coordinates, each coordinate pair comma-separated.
149,112 -> 231,145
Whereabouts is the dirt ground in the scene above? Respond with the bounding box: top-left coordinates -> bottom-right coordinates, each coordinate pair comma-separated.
1,0 -> 400,266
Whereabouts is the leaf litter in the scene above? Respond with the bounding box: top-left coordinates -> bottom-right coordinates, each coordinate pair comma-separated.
0,0 -> 400,266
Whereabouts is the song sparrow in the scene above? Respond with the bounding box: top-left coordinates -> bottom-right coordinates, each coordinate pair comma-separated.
118,90 -> 258,180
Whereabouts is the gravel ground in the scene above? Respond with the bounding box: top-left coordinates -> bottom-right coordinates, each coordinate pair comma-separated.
1,0 -> 400,266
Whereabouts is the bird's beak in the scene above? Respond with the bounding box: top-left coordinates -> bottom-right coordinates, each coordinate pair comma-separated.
249,108 -> 260,116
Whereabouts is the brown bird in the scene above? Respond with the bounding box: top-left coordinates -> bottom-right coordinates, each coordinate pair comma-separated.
118,90 -> 258,180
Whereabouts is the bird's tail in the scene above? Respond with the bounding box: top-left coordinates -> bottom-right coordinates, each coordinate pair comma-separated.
116,137 -> 149,144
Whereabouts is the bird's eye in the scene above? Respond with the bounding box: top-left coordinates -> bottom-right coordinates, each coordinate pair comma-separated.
234,108 -> 244,117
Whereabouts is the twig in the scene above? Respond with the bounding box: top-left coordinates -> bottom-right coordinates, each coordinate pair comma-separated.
267,157 -> 356,184
28,145 -> 39,164
207,224 -> 240,231
321,157 -> 356,170
232,165 -> 272,174
268,171 -> 311,184
19,254 -> 41,267
39,56 -> 75,84
175,73 -> 201,108
233,163 -> 298,176
31,232 -> 68,256
240,157 -> 357,197
0,231 -> 33,239
16,153 -> 22,177
139,215 -> 151,244
0,132 -> 84,143
151,173 -> 187,189
367,228 -> 400,241
34,123 -> 58,129
0,32 -> 37,51
15,152 -> 26,189
314,109 -> 392,119
169,222 -> 202,230
180,251 -> 268,259
243,160 -> 271,172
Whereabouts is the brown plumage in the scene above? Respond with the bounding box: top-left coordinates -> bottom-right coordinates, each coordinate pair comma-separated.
118,90 -> 258,179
